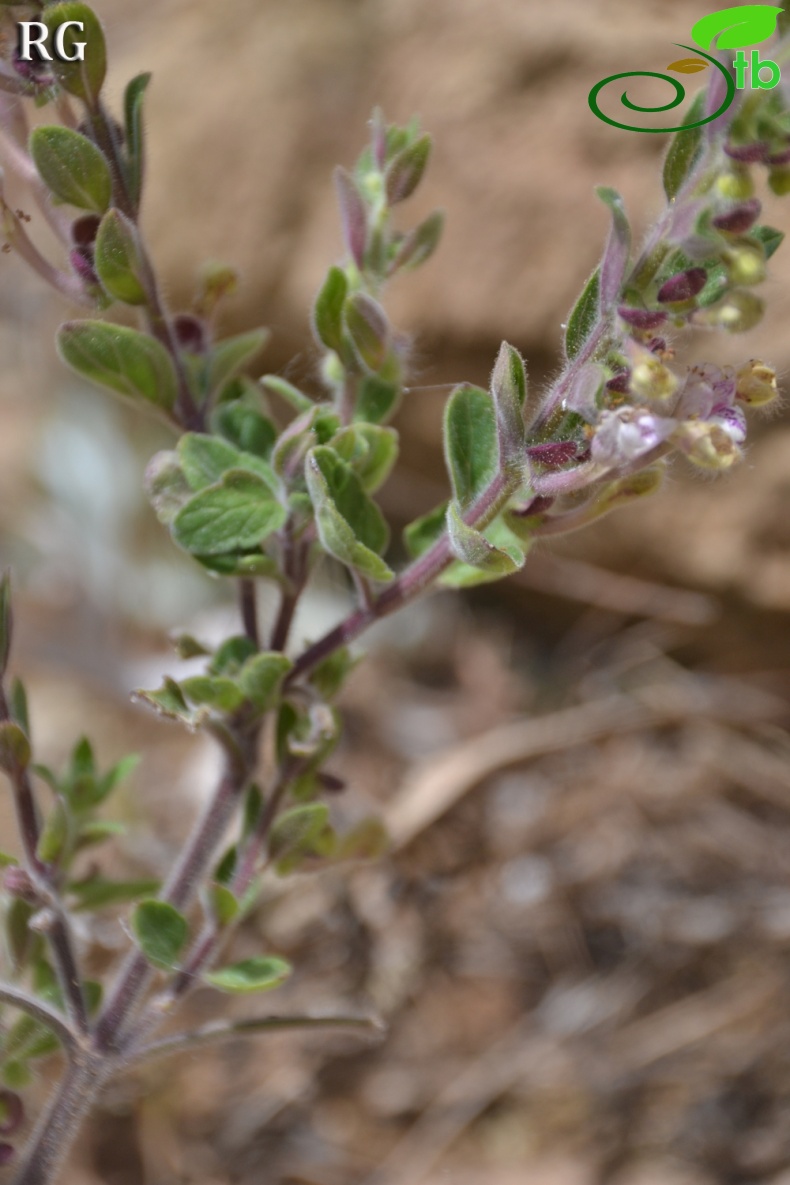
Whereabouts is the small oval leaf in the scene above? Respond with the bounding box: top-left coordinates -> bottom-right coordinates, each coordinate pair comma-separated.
667,58 -> 709,73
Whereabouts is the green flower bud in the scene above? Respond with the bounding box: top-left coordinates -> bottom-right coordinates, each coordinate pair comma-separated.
768,167 -> 790,196
629,354 -> 679,403
703,290 -> 764,333
716,168 -> 754,202
735,359 -> 778,406
723,241 -> 766,287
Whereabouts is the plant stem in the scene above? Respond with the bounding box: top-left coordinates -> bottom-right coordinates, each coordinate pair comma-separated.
94,762 -> 249,1051
0,984 -> 77,1052
11,1054 -> 106,1185
128,1013 -> 382,1066
239,578 -> 259,648
289,469 -> 514,684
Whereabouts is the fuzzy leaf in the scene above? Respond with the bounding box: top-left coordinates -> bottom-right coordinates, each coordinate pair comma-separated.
206,329 -> 269,399
172,470 -> 286,556
204,956 -> 291,994
443,384 -> 498,510
178,434 -> 276,493
269,803 -> 330,862
260,375 -> 313,414
344,292 -> 389,371
753,224 -> 785,259
239,652 -> 292,710
35,799 -> 70,865
179,676 -> 246,714
312,265 -> 347,353
391,209 -> 444,272
305,447 -> 393,581
57,321 -> 178,412
334,166 -> 367,268
596,187 -> 631,306
0,722 -> 30,772
385,133 -> 432,204
353,375 -> 400,424
564,268 -> 600,362
446,503 -> 523,576
42,3 -> 106,104
123,72 -> 151,209
332,424 -> 399,492
403,501 -> 447,559
490,342 -> 527,459
212,402 -> 276,459
93,209 -> 146,304
663,92 -> 705,201
132,900 -> 188,970
68,876 -> 159,910
30,126 -> 111,213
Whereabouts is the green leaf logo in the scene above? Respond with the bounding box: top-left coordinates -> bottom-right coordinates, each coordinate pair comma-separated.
666,57 -> 710,73
691,5 -> 782,50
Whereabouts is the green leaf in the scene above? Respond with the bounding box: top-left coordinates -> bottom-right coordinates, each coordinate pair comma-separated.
353,375 -> 401,424
29,126 -> 111,213
391,209 -> 444,272
490,342 -> 527,459
8,678 -> 28,738
335,816 -> 389,861
74,820 -> 126,850
95,752 -> 140,804
385,133 -> 432,204
204,955 -> 291,994
308,646 -> 358,700
132,900 -> 189,970
207,882 -> 239,927
564,267 -> 600,362
178,433 -> 277,493
662,92 -> 705,201
68,876 -> 159,910
5,898 -> 34,970
206,329 -> 270,399
35,799 -> 71,865
403,500 -> 447,559
180,676 -> 246,714
210,635 -> 258,676
331,424 -> 399,492
312,265 -> 348,353
0,722 -> 30,773
260,375 -> 313,413
42,3 -> 107,104
172,470 -> 286,556
691,5 -> 782,49
443,384 -> 498,510
441,515 -> 528,587
123,72 -> 151,210
238,652 -> 292,710
269,803 -> 330,861
344,292 -> 389,371
93,208 -> 146,305
596,186 -> 631,304
57,320 -> 178,412
753,224 -> 785,259
212,402 -> 276,458
446,503 -> 523,576
305,447 -> 393,582
134,676 -> 194,723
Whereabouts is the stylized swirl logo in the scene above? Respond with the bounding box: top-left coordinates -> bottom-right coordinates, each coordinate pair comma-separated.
588,5 -> 783,134
588,45 -> 734,134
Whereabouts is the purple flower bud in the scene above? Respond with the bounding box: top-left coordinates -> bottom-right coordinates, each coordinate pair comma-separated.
606,370 -> 630,394
647,337 -> 668,355
766,147 -> 790,166
71,214 -> 101,248
3,866 -> 37,903
617,307 -> 668,329
172,313 -> 207,354
711,199 -> 761,234
657,267 -> 707,303
0,1143 -> 14,1167
0,1092 -> 23,1137
317,771 -> 346,794
69,247 -> 98,287
12,49 -> 54,87
526,441 -> 579,468
334,167 -> 367,270
724,142 -> 768,163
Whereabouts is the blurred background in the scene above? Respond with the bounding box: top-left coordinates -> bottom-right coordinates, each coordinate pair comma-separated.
6,0 -> 790,1182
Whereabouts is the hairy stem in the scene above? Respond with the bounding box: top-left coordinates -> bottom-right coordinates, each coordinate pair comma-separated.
11,1055 -> 106,1185
0,984 -> 77,1052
